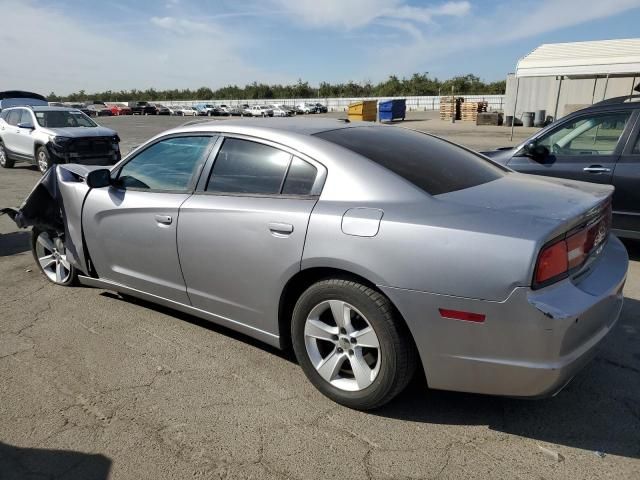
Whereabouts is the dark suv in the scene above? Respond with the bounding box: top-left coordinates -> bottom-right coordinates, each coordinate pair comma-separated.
129,102 -> 158,115
483,95 -> 640,239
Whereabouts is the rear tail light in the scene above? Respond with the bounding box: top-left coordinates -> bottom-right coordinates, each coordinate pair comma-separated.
533,200 -> 611,289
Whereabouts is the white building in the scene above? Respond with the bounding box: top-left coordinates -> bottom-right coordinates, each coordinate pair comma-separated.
505,38 -> 640,123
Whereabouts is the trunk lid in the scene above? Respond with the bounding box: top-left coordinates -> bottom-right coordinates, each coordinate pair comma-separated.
436,172 -> 613,239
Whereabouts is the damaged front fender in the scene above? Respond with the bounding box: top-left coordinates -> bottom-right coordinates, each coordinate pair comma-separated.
1,164 -> 106,274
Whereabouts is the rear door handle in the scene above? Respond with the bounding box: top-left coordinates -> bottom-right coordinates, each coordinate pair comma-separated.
583,166 -> 611,173
268,222 -> 294,236
155,215 -> 172,225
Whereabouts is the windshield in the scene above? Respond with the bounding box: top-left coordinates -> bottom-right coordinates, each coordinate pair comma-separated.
35,110 -> 97,128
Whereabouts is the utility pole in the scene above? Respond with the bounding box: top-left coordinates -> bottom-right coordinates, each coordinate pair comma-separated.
451,85 -> 455,124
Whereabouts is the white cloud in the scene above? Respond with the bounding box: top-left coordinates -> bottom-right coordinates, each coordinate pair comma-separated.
0,1 -> 284,94
367,0 -> 640,78
150,16 -> 212,35
271,0 -> 470,29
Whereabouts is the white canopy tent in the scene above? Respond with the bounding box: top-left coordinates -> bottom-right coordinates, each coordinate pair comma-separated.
510,38 -> 640,139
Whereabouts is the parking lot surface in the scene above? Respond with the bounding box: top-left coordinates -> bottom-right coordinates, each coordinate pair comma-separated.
1,113 -> 639,479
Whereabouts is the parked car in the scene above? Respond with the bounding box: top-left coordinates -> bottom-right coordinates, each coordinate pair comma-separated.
226,106 -> 244,116
314,103 -> 328,113
483,95 -> 640,239
173,106 -> 198,116
270,105 -> 292,117
6,119 -> 627,410
296,102 -> 317,114
85,104 -> 113,117
129,101 -> 158,115
66,103 -> 94,116
248,105 -> 273,117
107,104 -> 132,116
0,91 -> 48,111
155,104 -> 173,116
0,106 -> 120,173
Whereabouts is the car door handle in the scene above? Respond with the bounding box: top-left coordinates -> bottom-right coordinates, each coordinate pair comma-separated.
583,166 -> 611,173
155,215 -> 172,225
268,222 -> 294,235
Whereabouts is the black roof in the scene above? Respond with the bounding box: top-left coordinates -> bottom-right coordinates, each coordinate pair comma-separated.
0,91 -> 47,101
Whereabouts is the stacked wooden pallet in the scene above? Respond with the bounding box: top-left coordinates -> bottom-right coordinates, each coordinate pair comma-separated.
460,101 -> 488,122
439,97 -> 462,120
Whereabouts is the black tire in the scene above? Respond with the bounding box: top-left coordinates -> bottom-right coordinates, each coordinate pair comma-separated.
31,227 -> 77,286
291,279 -> 417,410
0,142 -> 15,168
36,146 -> 51,174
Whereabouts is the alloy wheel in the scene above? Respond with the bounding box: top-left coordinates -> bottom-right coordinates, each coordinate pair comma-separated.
37,151 -> 49,173
35,231 -> 72,284
304,299 -> 381,392
0,145 -> 6,166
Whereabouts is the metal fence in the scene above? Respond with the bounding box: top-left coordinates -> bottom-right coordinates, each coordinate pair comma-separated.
148,95 -> 505,112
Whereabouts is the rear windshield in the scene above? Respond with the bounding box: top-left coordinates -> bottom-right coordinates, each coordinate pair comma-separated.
35,110 -> 96,128
315,126 -> 505,195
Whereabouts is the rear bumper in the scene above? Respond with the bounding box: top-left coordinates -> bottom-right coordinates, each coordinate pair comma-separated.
381,235 -> 628,397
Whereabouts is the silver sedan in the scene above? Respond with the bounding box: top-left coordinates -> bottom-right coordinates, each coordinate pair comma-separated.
7,119 -> 628,410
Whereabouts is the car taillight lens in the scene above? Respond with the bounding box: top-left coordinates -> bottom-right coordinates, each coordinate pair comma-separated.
534,239 -> 568,285
533,200 -> 611,289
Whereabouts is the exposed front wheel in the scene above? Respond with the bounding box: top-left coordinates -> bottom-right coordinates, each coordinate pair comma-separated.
36,147 -> 51,174
292,279 -> 417,410
0,143 -> 14,168
32,228 -> 77,286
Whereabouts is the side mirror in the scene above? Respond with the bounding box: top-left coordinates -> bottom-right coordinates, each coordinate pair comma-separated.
523,142 -> 549,161
86,169 -> 112,188
17,122 -> 34,130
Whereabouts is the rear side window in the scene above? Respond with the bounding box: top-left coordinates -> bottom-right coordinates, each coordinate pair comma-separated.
207,138 -> 291,194
315,127 -> 505,195
282,157 -> 317,195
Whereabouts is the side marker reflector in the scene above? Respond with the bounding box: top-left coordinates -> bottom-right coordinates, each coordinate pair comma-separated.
439,308 -> 486,323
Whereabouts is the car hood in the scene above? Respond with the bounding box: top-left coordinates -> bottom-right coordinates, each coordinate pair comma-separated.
436,172 -> 612,238
480,147 -> 516,165
44,126 -> 117,138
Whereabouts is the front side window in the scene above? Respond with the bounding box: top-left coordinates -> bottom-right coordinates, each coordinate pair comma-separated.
536,111 -> 632,156
118,136 -> 212,191
19,110 -> 34,126
206,138 -> 291,194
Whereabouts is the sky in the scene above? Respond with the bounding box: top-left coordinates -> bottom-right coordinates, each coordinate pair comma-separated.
1,0 -> 640,95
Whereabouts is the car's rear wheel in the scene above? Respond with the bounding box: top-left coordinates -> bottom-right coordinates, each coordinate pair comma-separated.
36,147 -> 51,174
292,279 -> 417,410
0,142 -> 14,168
32,228 -> 77,286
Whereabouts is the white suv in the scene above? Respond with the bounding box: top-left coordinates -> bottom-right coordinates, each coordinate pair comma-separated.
0,106 -> 121,174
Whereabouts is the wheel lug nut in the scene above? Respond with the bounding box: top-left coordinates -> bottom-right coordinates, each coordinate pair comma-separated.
336,347 -> 343,353
348,349 -> 354,355
350,337 -> 357,344
339,328 -> 346,334
332,335 -> 339,341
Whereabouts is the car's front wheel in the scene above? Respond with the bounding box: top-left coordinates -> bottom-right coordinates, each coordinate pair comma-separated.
32,228 -> 77,286
36,146 -> 51,174
0,142 -> 15,168
292,279 -> 417,410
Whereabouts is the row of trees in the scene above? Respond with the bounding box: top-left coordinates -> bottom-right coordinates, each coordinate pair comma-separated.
48,74 -> 505,102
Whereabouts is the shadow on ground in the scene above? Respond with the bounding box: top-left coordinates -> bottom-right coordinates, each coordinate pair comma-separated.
0,442 -> 111,479
105,289 -> 640,460
0,231 -> 31,257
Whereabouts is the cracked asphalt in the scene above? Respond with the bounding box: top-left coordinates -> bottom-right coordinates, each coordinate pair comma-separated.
1,113 -> 639,479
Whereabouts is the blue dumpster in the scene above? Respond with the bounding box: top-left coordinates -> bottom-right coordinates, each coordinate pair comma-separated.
378,99 -> 406,122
